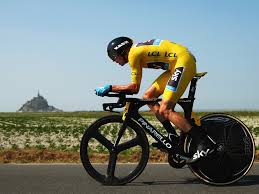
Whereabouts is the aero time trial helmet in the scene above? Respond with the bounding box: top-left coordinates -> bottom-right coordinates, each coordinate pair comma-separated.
107,37 -> 133,61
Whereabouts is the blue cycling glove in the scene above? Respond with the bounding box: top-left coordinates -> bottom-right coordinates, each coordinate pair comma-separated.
95,84 -> 112,97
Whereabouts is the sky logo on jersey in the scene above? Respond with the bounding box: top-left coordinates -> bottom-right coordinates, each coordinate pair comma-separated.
166,67 -> 184,92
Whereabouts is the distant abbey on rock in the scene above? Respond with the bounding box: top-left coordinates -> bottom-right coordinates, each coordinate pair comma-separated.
18,92 -> 62,112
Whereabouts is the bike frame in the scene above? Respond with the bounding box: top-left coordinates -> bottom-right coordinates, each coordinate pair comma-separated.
82,71 -> 255,185
103,77 -> 201,155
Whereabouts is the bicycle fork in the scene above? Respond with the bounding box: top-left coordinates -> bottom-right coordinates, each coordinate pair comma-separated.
106,121 -> 128,183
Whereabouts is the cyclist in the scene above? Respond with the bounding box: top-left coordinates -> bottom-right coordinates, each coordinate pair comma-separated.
95,37 -> 215,163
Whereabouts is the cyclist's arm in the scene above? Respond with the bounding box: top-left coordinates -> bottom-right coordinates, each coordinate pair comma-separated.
111,83 -> 139,94
110,63 -> 142,94
110,47 -> 143,94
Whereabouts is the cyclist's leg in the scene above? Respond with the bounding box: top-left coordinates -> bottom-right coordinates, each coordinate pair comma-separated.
160,101 -> 192,132
158,53 -> 215,161
159,53 -> 196,133
158,54 -> 215,162
143,71 -> 178,137
143,70 -> 171,121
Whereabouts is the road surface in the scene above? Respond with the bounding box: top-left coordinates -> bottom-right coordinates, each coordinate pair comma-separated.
0,163 -> 259,194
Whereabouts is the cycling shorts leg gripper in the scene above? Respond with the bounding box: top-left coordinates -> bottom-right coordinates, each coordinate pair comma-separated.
163,54 -> 196,103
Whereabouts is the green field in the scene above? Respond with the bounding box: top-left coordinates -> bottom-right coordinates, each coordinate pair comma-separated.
0,112 -> 161,152
1,111 -> 259,150
1,111 -> 259,157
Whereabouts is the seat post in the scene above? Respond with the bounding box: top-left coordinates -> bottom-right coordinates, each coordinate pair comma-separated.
188,78 -> 198,99
178,77 -> 198,121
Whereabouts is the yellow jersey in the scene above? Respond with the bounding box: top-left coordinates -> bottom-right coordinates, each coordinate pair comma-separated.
128,39 -> 189,85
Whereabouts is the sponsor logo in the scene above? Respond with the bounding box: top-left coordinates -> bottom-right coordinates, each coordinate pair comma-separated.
178,99 -> 192,103
138,118 -> 172,149
192,149 -> 210,160
166,67 -> 184,92
148,51 -> 160,57
164,52 -> 177,58
171,68 -> 182,81
114,40 -> 129,50
147,51 -> 177,58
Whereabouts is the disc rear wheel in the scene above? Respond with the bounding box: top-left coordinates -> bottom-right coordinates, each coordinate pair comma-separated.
185,113 -> 255,185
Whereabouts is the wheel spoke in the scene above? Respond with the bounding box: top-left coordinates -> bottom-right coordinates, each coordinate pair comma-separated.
106,152 -> 117,179
81,115 -> 150,185
93,130 -> 113,151
116,137 -> 140,153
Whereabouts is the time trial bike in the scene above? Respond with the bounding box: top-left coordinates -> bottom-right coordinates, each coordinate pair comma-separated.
80,72 -> 255,185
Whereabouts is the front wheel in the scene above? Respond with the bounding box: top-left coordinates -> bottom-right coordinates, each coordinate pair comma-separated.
185,113 -> 255,185
80,115 -> 149,185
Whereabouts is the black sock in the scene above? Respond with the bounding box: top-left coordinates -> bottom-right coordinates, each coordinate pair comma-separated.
161,120 -> 177,136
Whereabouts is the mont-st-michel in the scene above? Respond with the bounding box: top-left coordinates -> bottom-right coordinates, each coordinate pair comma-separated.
18,92 -> 62,112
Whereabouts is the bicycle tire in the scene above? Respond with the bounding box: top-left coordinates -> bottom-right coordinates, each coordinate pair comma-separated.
80,115 -> 149,185
185,113 -> 255,185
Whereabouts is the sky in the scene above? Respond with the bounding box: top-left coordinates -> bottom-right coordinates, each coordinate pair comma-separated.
0,0 -> 259,112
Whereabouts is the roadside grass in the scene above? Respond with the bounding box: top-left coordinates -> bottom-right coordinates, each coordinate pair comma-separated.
1,111 -> 259,163
1,148 -> 259,163
0,148 -> 168,163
